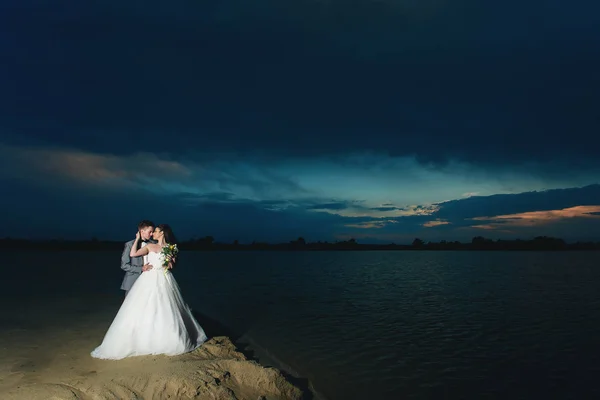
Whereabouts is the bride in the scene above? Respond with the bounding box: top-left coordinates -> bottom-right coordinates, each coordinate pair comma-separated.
91,224 -> 207,359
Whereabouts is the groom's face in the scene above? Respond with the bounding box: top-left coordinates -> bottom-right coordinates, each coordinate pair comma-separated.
140,226 -> 154,241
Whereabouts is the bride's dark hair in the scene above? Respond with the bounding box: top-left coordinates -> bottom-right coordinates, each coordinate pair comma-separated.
157,224 -> 177,245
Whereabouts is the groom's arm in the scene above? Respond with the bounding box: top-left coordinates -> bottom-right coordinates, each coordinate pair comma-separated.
121,242 -> 142,273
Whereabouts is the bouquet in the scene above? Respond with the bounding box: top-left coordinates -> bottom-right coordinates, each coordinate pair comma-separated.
161,243 -> 179,274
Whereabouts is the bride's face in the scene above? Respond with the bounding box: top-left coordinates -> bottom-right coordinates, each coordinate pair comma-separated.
153,227 -> 164,240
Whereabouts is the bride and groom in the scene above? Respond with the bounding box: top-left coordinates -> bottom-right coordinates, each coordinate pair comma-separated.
91,220 -> 207,360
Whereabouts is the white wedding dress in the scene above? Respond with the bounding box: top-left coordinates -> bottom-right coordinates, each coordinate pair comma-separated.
91,250 -> 207,360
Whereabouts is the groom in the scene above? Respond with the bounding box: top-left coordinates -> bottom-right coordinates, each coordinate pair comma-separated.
120,220 -> 156,296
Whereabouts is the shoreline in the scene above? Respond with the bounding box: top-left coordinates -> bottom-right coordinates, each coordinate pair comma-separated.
190,308 -> 325,400
4,236 -> 600,252
236,335 -> 329,400
0,294 -> 309,399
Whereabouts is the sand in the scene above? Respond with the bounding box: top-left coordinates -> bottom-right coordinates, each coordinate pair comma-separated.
0,296 -> 304,400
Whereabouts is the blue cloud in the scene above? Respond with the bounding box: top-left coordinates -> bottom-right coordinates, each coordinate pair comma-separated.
2,169 -> 600,243
0,1 -> 599,169
369,206 -> 405,212
434,185 -> 600,220
339,185 -> 600,242
1,1 -> 599,242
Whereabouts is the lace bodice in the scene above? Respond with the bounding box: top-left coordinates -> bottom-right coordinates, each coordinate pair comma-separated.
146,251 -> 167,271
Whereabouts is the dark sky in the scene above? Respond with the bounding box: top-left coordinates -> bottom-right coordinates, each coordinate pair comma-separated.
1,0 -> 599,243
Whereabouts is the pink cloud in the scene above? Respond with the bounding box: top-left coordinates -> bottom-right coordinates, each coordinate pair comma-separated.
422,219 -> 450,228
469,205 -> 600,230
0,143 -> 193,188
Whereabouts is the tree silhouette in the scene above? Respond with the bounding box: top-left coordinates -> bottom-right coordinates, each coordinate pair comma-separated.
412,238 -> 424,248
1,235 -> 599,251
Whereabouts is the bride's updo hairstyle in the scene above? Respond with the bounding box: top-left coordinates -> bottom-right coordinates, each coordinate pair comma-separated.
157,224 -> 178,245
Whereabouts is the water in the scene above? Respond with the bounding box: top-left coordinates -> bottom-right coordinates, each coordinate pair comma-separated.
4,250 -> 600,399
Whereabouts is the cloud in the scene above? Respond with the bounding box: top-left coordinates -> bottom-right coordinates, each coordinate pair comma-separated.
0,1 -> 599,170
328,185 -> 600,242
422,219 -> 450,228
344,219 -> 398,229
369,206 -> 405,212
1,140 -> 599,243
434,185 -> 600,221
0,143 -> 310,201
1,1 -> 600,244
469,205 -> 600,230
0,173 -> 348,242
0,143 -> 191,190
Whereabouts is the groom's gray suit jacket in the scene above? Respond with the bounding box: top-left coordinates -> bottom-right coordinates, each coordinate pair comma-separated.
120,239 -> 156,291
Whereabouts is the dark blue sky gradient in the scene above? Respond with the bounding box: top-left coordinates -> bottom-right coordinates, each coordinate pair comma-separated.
1,1 -> 599,242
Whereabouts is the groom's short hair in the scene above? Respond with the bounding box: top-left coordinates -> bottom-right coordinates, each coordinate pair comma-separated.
138,220 -> 155,230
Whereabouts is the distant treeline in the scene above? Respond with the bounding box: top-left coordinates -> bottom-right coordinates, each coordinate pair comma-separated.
1,235 -> 600,251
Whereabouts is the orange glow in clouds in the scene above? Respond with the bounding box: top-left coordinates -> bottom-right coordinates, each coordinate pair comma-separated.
470,205 -> 600,229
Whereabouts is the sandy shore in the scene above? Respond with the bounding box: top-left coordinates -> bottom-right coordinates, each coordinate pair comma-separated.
0,295 -> 304,400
